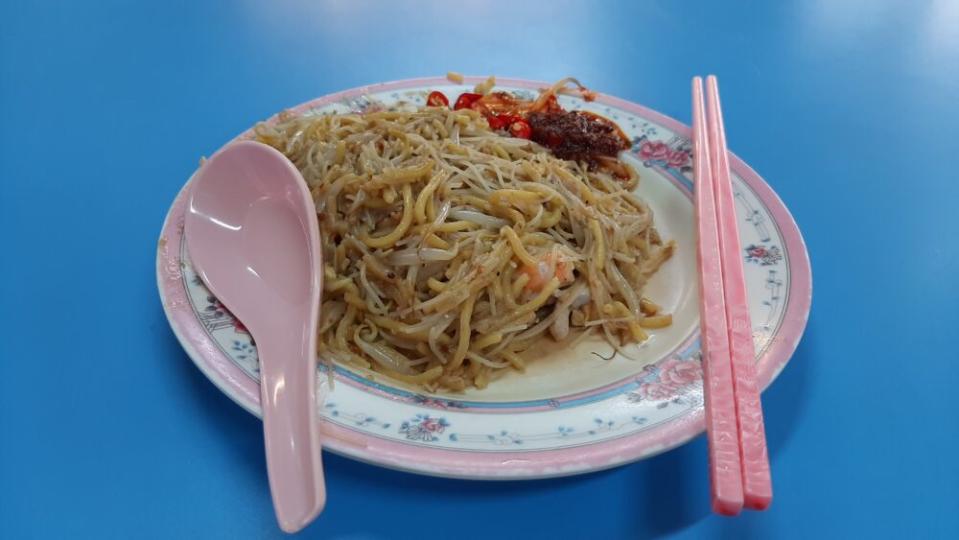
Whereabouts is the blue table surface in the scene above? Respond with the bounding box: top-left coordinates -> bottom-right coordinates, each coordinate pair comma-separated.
2,1 -> 957,538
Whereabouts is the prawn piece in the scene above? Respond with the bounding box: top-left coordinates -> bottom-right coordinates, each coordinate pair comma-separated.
518,248 -> 575,292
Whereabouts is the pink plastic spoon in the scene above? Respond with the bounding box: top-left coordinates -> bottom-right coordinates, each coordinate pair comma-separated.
185,140 -> 325,533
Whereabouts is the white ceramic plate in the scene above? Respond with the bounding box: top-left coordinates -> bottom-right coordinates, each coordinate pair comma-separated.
157,77 -> 811,479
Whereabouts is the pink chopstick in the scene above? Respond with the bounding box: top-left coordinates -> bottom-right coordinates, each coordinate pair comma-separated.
704,76 -> 773,510
692,76 -> 744,516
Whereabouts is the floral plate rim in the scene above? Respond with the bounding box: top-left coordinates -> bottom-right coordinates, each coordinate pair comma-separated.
156,76 -> 812,480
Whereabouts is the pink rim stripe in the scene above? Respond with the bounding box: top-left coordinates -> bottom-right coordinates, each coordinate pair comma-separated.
693,77 -> 744,515
706,76 -> 773,510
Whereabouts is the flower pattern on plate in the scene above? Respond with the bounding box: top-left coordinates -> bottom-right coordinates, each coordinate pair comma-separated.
400,414 -> 450,442
410,395 -> 466,409
628,355 -> 703,404
632,134 -> 692,173
745,243 -> 783,266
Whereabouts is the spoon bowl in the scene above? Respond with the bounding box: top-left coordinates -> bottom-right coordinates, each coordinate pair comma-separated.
185,140 -> 325,533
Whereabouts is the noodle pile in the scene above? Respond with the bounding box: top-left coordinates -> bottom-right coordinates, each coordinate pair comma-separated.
252,100 -> 674,391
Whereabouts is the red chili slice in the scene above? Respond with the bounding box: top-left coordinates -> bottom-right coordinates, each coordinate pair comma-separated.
426,91 -> 449,108
509,119 -> 532,139
453,92 -> 483,111
485,114 -> 522,131
486,115 -> 507,130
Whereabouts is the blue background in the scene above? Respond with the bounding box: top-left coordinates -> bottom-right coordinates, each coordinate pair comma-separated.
2,1 -> 957,538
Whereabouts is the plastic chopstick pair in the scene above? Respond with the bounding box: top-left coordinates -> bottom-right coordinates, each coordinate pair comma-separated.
692,75 -> 773,515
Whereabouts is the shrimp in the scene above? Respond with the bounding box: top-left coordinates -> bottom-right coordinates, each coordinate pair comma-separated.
518,248 -> 575,292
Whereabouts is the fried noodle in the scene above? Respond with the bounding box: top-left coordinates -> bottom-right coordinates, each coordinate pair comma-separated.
252,84 -> 675,391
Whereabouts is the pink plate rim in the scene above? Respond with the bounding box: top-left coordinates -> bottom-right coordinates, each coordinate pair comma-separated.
156,76 -> 812,480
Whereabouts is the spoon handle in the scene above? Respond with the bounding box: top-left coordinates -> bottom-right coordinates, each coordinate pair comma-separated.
256,328 -> 326,533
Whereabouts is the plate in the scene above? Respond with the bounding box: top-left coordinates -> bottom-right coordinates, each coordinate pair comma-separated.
156,77 -> 811,479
